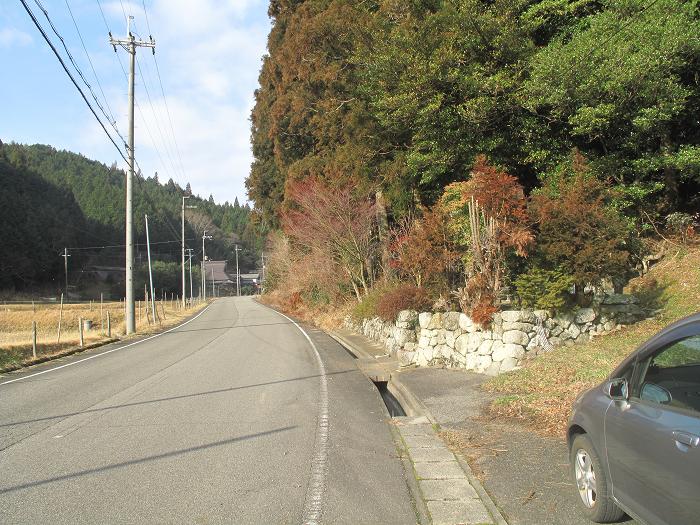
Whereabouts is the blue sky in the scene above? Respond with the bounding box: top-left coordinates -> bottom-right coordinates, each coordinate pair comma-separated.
0,1 -> 271,205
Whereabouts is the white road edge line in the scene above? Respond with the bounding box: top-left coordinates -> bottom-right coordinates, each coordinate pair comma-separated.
0,303 -> 213,387
269,308 -> 329,525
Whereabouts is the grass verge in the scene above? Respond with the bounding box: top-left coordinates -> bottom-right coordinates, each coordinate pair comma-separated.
484,245 -> 700,436
0,300 -> 209,372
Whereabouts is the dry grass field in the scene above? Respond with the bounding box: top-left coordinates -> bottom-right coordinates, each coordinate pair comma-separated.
0,299 -> 208,371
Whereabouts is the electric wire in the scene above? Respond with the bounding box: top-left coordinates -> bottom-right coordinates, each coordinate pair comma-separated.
141,0 -> 188,182
96,1 -> 181,185
67,238 -> 199,251
135,55 -> 181,181
586,0 -> 662,58
32,0 -> 127,151
18,0 -> 129,166
64,0 -> 117,126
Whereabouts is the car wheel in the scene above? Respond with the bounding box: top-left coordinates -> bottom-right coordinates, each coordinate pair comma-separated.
570,434 -> 625,523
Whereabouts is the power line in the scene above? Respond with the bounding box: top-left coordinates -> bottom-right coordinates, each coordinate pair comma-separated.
587,0 -> 662,58
67,238 -> 199,251
142,0 -> 188,182
64,0 -> 117,126
135,55 -> 181,181
19,0 -> 129,166
96,1 -> 180,184
32,0 -> 126,149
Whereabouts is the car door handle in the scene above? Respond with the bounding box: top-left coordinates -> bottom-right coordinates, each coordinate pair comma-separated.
673,431 -> 700,447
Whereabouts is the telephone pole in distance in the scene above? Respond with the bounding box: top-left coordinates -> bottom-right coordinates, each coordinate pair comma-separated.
61,248 -> 71,297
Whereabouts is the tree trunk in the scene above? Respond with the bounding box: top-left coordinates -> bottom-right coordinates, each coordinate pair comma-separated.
662,134 -> 679,209
375,190 -> 392,278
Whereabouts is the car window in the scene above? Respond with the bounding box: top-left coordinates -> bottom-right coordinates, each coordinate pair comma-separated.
637,335 -> 700,414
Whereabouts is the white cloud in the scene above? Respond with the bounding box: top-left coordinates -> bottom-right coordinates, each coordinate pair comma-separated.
97,0 -> 270,204
0,27 -> 32,48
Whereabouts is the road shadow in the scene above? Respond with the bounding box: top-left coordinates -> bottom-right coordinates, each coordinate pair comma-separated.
0,370 -> 356,429
0,426 -> 295,495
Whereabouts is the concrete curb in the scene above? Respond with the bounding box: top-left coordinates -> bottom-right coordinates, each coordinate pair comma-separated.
454,454 -> 509,525
325,326 -> 509,525
389,419 -> 433,525
389,371 -> 437,424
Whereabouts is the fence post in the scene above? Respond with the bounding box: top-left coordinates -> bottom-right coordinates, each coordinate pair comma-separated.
107,311 -> 111,338
79,317 -> 84,347
32,321 -> 37,359
57,293 -> 64,344
100,293 -> 104,335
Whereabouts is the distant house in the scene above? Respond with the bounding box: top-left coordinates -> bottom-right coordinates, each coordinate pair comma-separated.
203,262 -> 260,295
204,261 -> 232,285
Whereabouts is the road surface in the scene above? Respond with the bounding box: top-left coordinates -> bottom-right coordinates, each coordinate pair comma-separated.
0,297 -> 415,524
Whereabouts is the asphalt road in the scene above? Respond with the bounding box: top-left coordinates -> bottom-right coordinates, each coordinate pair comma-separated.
0,297 -> 415,524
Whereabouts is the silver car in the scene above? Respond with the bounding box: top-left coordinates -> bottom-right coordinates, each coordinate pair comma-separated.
568,313 -> 700,524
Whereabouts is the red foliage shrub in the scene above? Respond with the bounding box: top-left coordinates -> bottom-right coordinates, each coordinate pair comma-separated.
459,154 -> 534,257
388,207 -> 457,289
376,284 -> 432,322
470,297 -> 499,327
529,152 -> 630,292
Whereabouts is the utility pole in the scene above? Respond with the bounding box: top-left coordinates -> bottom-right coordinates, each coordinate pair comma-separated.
110,16 -> 155,335
234,245 -> 242,297
261,252 -> 266,292
61,248 -> 71,297
186,248 -> 194,305
181,196 -> 196,309
202,230 -> 212,301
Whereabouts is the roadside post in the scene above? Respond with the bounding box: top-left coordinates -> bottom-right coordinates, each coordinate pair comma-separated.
57,293 -> 64,343
79,317 -> 84,347
32,321 -> 37,358
107,311 -> 111,338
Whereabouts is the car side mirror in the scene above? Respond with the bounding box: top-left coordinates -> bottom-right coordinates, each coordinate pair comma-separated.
607,378 -> 629,401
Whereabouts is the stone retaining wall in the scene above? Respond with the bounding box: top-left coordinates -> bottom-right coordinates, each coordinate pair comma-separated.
347,294 -> 646,376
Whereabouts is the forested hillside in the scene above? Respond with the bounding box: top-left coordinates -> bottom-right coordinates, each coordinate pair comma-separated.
248,0 -> 700,317
0,141 -> 262,292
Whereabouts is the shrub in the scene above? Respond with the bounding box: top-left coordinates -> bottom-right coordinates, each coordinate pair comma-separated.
529,152 -> 631,297
376,284 -> 432,322
438,156 -> 533,315
350,286 -> 383,322
470,297 -> 499,327
389,207 -> 457,290
514,268 -> 574,311
665,212 -> 697,242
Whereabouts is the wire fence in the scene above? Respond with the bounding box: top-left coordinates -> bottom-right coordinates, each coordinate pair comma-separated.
0,295 -> 204,369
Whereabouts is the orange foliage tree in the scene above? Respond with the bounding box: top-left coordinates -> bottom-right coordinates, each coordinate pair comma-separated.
529,153 -> 631,297
439,156 -> 533,320
388,207 -> 457,290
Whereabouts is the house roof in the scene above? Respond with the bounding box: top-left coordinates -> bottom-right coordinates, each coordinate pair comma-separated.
204,260 -> 232,282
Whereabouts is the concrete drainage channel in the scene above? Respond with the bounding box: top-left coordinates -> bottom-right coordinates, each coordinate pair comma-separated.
330,330 -> 507,525
373,380 -> 407,417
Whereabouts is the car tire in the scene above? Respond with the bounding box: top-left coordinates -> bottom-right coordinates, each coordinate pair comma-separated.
570,434 -> 625,523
